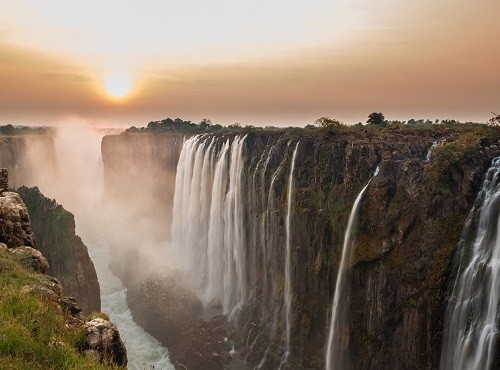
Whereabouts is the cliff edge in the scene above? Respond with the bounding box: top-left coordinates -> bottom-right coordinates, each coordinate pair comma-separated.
0,170 -> 127,368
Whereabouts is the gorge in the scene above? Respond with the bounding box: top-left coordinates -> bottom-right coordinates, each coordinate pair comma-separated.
1,122 -> 499,369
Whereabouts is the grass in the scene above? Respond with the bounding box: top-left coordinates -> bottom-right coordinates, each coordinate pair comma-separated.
0,248 -> 116,370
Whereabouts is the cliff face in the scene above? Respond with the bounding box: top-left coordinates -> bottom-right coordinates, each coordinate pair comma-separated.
102,126 -> 500,369
0,174 -> 126,368
17,186 -> 101,314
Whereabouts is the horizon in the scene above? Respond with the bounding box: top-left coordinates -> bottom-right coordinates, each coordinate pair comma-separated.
1,1 -> 499,127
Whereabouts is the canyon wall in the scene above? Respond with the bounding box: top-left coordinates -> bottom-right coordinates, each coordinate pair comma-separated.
18,186 -> 101,314
102,126 -> 499,369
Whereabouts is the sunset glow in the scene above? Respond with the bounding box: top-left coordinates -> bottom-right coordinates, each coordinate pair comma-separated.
0,0 -> 499,125
104,73 -> 132,99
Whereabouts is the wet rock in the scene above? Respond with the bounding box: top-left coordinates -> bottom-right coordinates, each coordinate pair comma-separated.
127,275 -> 231,370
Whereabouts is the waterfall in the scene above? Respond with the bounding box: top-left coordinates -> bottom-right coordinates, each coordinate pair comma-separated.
170,135 -> 247,318
171,136 -> 301,367
440,157 -> 500,370
425,140 -> 442,162
325,181 -> 371,370
283,142 -> 299,364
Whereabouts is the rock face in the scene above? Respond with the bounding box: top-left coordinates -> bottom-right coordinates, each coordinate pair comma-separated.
110,250 -> 232,369
0,191 -> 36,248
17,186 -> 101,314
128,276 -> 231,369
102,126 -> 500,369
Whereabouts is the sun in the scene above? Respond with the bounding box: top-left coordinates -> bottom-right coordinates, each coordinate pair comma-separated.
104,72 -> 132,99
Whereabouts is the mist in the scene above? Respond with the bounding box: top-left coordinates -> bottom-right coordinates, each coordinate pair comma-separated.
7,122 -> 178,369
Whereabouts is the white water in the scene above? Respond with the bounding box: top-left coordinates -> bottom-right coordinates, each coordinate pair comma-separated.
325,181 -> 371,370
85,239 -> 174,370
425,140 -> 442,162
170,135 -> 248,318
283,142 -> 299,364
440,157 -> 500,370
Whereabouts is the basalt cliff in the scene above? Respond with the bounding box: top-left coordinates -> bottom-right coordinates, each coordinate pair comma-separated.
102,125 -> 500,369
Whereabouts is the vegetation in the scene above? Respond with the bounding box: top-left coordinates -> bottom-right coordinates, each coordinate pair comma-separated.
0,125 -> 55,136
424,131 -> 490,194
0,248 -> 114,369
367,112 -> 386,125
121,114 -> 497,138
488,112 -> 500,126
314,117 -> 347,133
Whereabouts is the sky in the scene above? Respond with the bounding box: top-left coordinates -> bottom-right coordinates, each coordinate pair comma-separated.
0,0 -> 499,127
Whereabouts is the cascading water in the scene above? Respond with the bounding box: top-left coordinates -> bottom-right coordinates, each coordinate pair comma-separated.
325,166 -> 379,370
440,157 -> 500,370
325,182 -> 370,370
171,136 -> 299,367
283,142 -> 299,365
170,135 -> 247,318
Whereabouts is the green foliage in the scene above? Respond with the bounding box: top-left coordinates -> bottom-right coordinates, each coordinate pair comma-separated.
424,132 -> 482,194
407,297 -> 417,308
124,117 -> 224,134
367,112 -> 386,125
0,249 -> 113,369
314,116 -> 347,132
0,125 -> 55,136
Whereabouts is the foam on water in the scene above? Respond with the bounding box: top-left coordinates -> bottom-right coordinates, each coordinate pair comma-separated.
85,239 -> 174,370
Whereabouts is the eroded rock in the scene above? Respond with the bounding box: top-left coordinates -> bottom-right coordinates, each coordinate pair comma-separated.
9,246 -> 49,273
84,318 -> 127,367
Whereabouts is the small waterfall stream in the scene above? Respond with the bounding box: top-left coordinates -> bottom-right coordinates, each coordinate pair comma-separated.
325,166 -> 379,370
440,157 -> 500,370
283,142 -> 299,365
325,182 -> 370,370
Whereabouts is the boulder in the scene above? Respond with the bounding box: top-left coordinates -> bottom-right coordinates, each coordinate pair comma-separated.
84,318 -> 127,366
9,246 -> 49,273
0,192 -> 35,248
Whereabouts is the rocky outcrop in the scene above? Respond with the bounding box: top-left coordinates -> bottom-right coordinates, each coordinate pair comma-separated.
102,126 -> 500,369
8,245 -> 49,273
17,186 -> 101,314
84,318 -> 128,366
128,276 -> 231,369
0,177 -> 126,367
110,250 -> 232,369
0,191 -> 36,248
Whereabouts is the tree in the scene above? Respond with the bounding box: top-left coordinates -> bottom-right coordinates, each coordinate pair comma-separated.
315,117 -> 343,128
488,112 -> 500,126
367,112 -> 385,125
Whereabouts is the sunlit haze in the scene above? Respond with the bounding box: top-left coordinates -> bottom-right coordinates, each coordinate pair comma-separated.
0,0 -> 499,126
